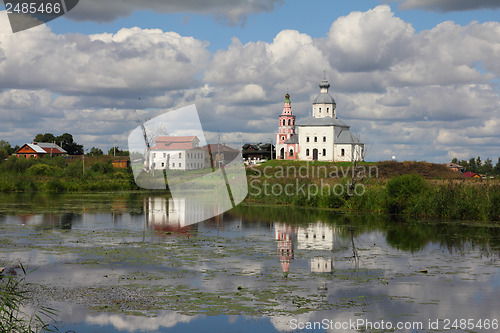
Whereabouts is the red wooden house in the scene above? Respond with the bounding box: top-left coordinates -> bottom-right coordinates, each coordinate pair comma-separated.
15,142 -> 67,159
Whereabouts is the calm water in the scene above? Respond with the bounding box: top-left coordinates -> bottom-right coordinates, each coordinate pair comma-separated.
0,192 -> 499,332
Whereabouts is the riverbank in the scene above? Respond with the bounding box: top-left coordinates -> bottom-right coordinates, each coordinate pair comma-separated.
245,161 -> 500,221
0,156 -> 138,192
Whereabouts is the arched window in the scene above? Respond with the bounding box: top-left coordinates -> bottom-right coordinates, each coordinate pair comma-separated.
314,137 -> 317,142
289,149 -> 294,157
282,119 -> 285,126
323,149 -> 326,156
323,136 -> 326,142
319,107 -> 321,113
341,149 -> 345,156
306,137 -> 310,143
306,149 -> 310,156
327,107 -> 329,113
288,119 -> 291,126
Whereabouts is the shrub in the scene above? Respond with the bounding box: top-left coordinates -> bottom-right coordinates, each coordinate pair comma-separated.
386,174 -> 427,215
26,164 -> 61,177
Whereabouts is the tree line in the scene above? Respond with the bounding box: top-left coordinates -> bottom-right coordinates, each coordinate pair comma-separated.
452,156 -> 500,175
0,132 -> 129,160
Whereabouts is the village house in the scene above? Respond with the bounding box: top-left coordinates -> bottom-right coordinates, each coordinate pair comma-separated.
14,142 -> 66,159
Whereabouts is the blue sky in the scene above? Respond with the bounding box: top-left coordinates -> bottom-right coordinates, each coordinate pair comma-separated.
44,0 -> 500,51
0,0 -> 499,162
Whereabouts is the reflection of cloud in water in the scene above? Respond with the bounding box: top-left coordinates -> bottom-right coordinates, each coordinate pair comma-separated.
86,311 -> 199,332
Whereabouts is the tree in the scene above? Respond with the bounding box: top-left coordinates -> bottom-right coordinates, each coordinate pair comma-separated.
468,157 -> 477,173
34,133 -> 56,143
451,157 -> 458,164
57,133 -> 83,155
108,147 -> 129,156
494,157 -> 500,176
480,158 -> 493,175
34,133 -> 83,155
87,147 -> 104,156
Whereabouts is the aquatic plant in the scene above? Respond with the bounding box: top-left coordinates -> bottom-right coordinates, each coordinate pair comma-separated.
0,264 -> 57,333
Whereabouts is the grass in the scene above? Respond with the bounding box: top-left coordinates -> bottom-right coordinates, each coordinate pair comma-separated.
0,264 -> 57,333
245,160 -> 500,221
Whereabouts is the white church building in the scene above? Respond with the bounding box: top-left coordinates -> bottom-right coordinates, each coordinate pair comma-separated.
276,79 -> 364,162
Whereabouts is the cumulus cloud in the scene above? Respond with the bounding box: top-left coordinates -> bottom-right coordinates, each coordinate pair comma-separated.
0,25 -> 210,96
0,5 -> 499,162
66,0 -> 283,25
396,0 -> 500,12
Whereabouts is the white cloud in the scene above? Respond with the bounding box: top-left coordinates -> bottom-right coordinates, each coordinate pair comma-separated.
0,6 -> 499,162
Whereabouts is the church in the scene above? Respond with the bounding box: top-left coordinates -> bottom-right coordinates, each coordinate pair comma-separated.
276,78 -> 364,162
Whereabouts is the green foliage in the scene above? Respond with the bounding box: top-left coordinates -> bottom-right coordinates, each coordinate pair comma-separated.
87,147 -> 104,156
489,189 -> 500,221
26,164 -> 61,177
107,147 -> 129,156
385,174 -> 427,215
34,132 -> 83,155
90,161 -> 115,174
0,264 -> 57,332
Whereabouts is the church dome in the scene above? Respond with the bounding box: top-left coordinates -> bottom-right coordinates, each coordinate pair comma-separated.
313,79 -> 336,105
313,93 -> 336,105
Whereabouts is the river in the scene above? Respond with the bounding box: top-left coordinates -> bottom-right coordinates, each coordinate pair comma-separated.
0,192 -> 499,332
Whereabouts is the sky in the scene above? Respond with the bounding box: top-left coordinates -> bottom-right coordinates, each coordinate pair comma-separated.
0,0 -> 499,162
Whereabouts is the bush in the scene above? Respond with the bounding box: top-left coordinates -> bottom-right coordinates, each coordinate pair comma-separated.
386,174 -> 427,215
26,164 -> 61,177
489,189 -> 500,221
90,161 -> 114,175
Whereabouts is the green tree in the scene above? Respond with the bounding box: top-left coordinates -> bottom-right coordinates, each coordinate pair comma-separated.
451,157 -> 458,164
34,133 -> 56,143
494,157 -> 500,176
87,147 -> 104,156
34,133 -> 83,155
108,147 -> 129,156
480,158 -> 493,175
57,133 -> 83,155
468,157 -> 477,173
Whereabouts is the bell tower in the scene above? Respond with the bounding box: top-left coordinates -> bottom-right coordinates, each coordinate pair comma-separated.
276,93 -> 295,146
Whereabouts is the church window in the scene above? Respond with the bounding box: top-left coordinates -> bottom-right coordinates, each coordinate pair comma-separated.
327,107 -> 329,113
306,149 -> 310,156
319,107 -> 321,113
306,137 -> 310,143
179,152 -> 182,158
314,137 -> 317,142
289,149 -> 294,157
288,119 -> 291,126
323,149 -> 326,156
341,149 -> 345,157
323,136 -> 326,142
282,119 -> 285,126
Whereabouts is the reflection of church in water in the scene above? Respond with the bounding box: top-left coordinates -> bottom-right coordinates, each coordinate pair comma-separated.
275,222 -> 337,275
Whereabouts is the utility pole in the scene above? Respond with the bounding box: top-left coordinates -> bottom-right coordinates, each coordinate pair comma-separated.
82,145 -> 85,175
